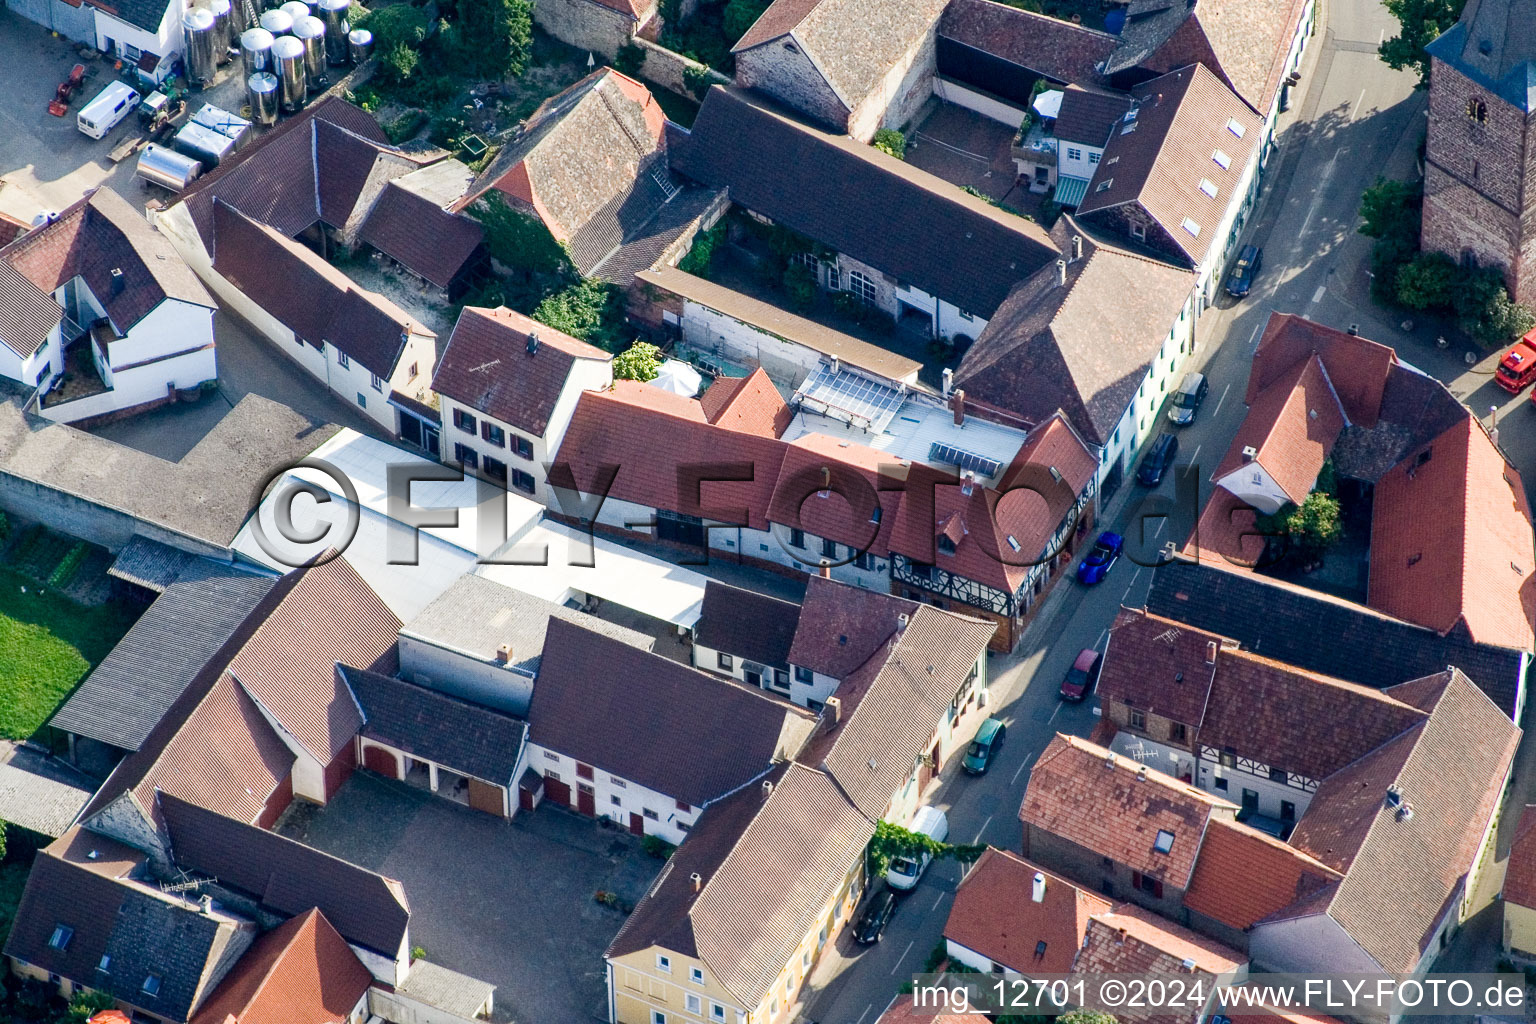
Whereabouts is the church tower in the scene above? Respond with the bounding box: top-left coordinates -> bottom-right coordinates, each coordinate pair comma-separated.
1421,0 -> 1536,304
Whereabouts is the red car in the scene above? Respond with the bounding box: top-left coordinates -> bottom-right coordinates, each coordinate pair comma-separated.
1497,336 -> 1536,393
1060,648 -> 1102,701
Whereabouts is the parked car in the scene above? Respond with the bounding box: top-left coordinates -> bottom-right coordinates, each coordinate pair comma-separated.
853,888 -> 898,944
1059,648 -> 1102,701
1226,245 -> 1263,297
963,718 -> 1007,774
1497,334 -> 1536,393
1076,532 -> 1124,585
887,805 -> 948,891
1166,372 -> 1209,426
1137,432 -> 1180,486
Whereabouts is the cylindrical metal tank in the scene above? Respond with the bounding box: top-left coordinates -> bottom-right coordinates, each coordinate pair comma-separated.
347,27 -> 372,64
279,1 -> 310,22
208,0 -> 233,60
292,16 -> 325,87
240,27 -> 273,77
186,8 -> 218,86
317,0 -> 349,64
257,8 -> 291,34
272,34 -> 306,111
135,144 -> 202,191
247,72 -> 278,125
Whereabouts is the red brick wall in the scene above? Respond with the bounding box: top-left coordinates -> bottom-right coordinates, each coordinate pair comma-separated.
323,741 -> 357,801
257,772 -> 294,828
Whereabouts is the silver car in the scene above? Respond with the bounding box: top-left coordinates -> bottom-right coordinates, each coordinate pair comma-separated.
1167,372 -> 1209,426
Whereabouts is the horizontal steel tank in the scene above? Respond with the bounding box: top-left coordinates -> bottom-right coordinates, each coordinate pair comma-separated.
271,34 -> 307,111
185,8 -> 218,87
317,0 -> 349,64
347,27 -> 372,64
173,121 -> 237,168
292,15 -> 325,87
208,0 -> 234,61
240,26 -> 274,77
257,8 -> 291,34
135,144 -> 202,191
247,71 -> 278,126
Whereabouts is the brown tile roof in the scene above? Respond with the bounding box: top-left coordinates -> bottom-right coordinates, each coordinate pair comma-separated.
1212,354 -> 1345,505
766,432 -> 906,554
1369,416 -> 1536,650
694,581 -> 802,668
1077,65 -> 1261,267
432,305 -> 608,436
733,0 -> 951,117
1182,818 -> 1340,930
1074,904 -> 1244,1024
673,87 -> 1058,318
944,848 -> 1110,973
876,995 -> 992,1024
190,909 -> 372,1024
1129,0 -> 1312,116
699,368 -> 792,437
1020,734 -> 1236,889
357,181 -> 484,289
1054,85 -> 1136,146
160,793 -> 411,958
0,188 -> 215,358
956,223 -> 1194,445
786,575 -> 921,679
938,0 -> 1117,87
635,267 -> 924,383
1503,805 -> 1536,909
1245,315 -> 1396,428
1285,670 -> 1520,971
609,762 -> 874,1007
529,618 -> 815,806
1099,607 -> 1226,727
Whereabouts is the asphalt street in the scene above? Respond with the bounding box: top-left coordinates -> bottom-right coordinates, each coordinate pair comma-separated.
799,4 -> 1426,1021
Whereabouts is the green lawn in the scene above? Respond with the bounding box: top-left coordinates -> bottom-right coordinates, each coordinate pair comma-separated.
0,567 -> 137,740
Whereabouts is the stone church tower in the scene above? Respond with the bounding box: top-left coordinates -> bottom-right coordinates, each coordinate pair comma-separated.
1421,0 -> 1536,304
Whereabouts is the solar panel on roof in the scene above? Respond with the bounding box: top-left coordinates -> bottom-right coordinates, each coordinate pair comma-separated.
929,442 -> 1002,478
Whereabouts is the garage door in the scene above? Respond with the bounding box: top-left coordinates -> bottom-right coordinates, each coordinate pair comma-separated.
50,0 -> 96,43
467,778 -> 505,817
363,744 -> 400,779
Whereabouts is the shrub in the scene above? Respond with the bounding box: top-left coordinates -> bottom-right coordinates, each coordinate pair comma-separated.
1358,177 -> 1423,301
48,542 -> 88,589
411,945 -> 428,961
872,128 -> 906,160
65,990 -> 116,1022
1257,491 -> 1343,559
383,108 -> 428,144
1456,266 -> 1536,346
473,193 -> 575,278
381,42 -> 420,84
430,111 -> 470,148
682,63 -> 715,99
1058,1012 -> 1120,1024
678,220 -> 726,278
640,834 -> 676,859
1394,250 -> 1460,310
782,262 -> 817,310
613,341 -> 663,381
613,42 -> 646,77
532,279 -> 631,350
723,0 -> 770,41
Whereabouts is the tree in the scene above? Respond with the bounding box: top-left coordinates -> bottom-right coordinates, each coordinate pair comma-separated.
0,819 -> 7,862
442,0 -> 533,79
723,0 -> 770,42
612,341 -> 662,381
872,128 -> 906,160
1455,267 -> 1536,345
1057,1012 -> 1119,1024
613,42 -> 646,77
1395,251 -> 1460,310
1358,177 -> 1422,241
1379,0 -> 1466,88
532,280 -> 631,351
60,990 -> 115,1023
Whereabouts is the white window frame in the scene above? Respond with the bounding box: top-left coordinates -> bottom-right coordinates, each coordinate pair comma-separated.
690,967 -> 705,985
656,954 -> 672,973
336,349 -> 350,369
848,270 -> 878,306
711,1002 -> 727,1022
686,994 -> 703,1014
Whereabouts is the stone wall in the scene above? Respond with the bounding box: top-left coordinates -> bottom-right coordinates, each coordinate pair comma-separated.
633,36 -> 728,101
533,0 -> 637,58
0,473 -> 229,560
735,39 -> 850,132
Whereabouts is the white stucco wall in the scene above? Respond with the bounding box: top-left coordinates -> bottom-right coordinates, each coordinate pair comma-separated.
932,77 -> 1025,128
680,301 -> 829,389
96,0 -> 183,60
1215,460 -> 1291,515
397,633 -> 535,716
526,742 -> 701,845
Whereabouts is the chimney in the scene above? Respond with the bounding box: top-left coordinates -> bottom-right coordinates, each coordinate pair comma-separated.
818,562 -> 831,579
1385,785 -> 1403,808
1032,871 -> 1047,903
1205,641 -> 1217,665
942,367 -> 954,398
1071,235 -> 1083,261
1241,445 -> 1257,462
896,612 -> 909,631
1056,258 -> 1067,286
824,695 -> 842,724
762,779 -> 774,796
526,331 -> 540,355
1117,926 -> 1128,944
109,267 -> 125,296
830,355 -> 840,376
1137,765 -> 1148,781
495,643 -> 513,665
960,471 -> 975,497
951,388 -> 966,426
690,872 -> 702,893
199,895 -> 213,914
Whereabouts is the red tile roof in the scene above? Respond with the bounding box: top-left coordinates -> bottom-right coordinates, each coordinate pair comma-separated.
938,0 -> 1117,87
1020,734 -> 1236,890
1073,904 -> 1245,1024
1212,354 -> 1345,506
1183,818 -> 1340,930
944,848 -> 1110,973
876,995 -> 991,1024
190,909 -> 372,1024
766,433 -> 906,553
1246,314 -> 1395,427
1098,608 -> 1226,727
1502,805 -> 1536,909
432,306 -> 608,437
356,181 -> 484,289
700,368 -> 792,437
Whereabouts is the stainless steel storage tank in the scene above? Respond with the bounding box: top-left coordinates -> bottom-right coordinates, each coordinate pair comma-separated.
292,15 -> 325,87
347,27 -> 372,64
192,102 -> 252,146
258,8 -> 292,34
317,0 -> 349,64
186,8 -> 219,86
271,34 -> 307,111
247,72 -> 279,125
135,144 -> 202,191
173,121 -> 237,168
208,0 -> 234,61
279,1 -> 311,22
240,26 -> 274,77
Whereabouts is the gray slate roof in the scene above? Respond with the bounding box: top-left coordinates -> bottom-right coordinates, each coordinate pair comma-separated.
106,536 -> 197,593
0,744 -> 96,837
693,581 -> 801,669
342,665 -> 528,786
401,573 -> 653,677
1427,0 -> 1536,110
50,560 -> 278,751
87,0 -> 175,34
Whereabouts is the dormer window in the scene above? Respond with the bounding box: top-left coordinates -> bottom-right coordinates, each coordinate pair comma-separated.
1468,97 -> 1488,123
143,974 -> 163,997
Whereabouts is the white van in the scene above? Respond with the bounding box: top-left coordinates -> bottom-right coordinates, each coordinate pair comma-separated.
887,805 -> 948,891
78,82 -> 141,140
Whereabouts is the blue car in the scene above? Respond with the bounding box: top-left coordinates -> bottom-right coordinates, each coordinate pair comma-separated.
1077,532 -> 1124,585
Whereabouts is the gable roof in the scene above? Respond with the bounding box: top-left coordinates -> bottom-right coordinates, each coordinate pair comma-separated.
766,432 -> 906,555
1182,818 -> 1340,930
1020,734 -> 1236,889
937,0 -> 1117,87
1503,804 -> 1536,910
1075,902 -> 1245,979
607,762 -> 874,1007
944,848 -> 1110,973
528,618 -> 815,806
0,188 -> 215,359
50,561 -> 277,751
786,575 -> 921,679
699,368 -> 792,437
85,0 -> 174,33
1077,65 -> 1261,267
432,305 -> 608,436
694,581 -> 802,668
356,180 -> 484,289
1099,607 -> 1226,726
160,793 -> 411,957
733,0 -> 951,116
189,909 -> 372,1024
1245,314 -> 1396,426
342,665 -> 527,786
956,225 -> 1194,445
672,87 -> 1058,318
1212,354 -> 1346,504
1055,85 -> 1137,145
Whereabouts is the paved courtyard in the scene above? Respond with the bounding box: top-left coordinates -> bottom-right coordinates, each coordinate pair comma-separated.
277,770 -> 663,1024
